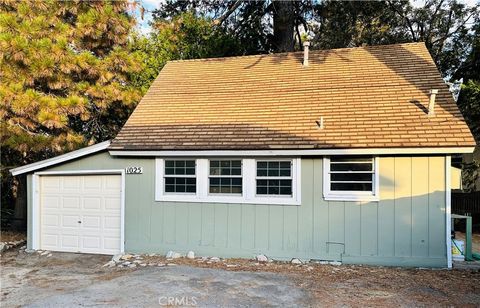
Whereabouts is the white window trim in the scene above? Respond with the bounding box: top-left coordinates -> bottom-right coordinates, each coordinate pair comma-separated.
155,158 -> 301,205
163,159 -> 197,195
323,156 -> 380,202
255,159 -> 294,198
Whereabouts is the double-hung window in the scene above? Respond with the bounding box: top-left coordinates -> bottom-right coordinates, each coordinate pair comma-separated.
209,160 -> 242,194
155,158 -> 300,205
323,156 -> 379,201
164,160 -> 196,194
256,161 -> 292,196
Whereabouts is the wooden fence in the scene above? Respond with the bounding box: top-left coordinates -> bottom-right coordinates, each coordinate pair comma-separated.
452,191 -> 480,215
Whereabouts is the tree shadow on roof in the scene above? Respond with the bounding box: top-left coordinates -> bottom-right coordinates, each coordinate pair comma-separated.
110,123 -> 340,151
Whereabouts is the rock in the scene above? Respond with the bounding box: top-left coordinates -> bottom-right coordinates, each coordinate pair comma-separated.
329,261 -> 342,266
140,263 -> 147,267
0,243 -> 5,252
226,264 -> 238,268
256,254 -> 268,263
128,264 -> 137,268
317,261 -> 329,265
103,261 -> 116,267
25,249 -> 35,254
165,251 -> 174,258
167,263 -> 177,266
123,261 -> 131,265
120,254 -> 133,260
47,253 -> 52,257
148,253 -> 156,257
186,251 -> 195,259
20,245 -> 26,250
157,263 -> 166,267
41,251 -> 50,256
172,252 -> 182,259
210,257 -> 220,262
112,254 -> 122,262
291,258 -> 302,265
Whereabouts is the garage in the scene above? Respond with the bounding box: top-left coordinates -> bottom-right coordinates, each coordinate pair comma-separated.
38,174 -> 122,255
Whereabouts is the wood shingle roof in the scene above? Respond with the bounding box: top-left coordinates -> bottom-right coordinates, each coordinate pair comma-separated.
110,42 -> 475,150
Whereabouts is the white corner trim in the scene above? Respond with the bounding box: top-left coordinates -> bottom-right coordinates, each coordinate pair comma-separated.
445,156 -> 452,269
154,158 -> 301,205
109,147 -> 475,157
32,169 -> 125,254
323,156 -> 380,202
11,141 -> 111,176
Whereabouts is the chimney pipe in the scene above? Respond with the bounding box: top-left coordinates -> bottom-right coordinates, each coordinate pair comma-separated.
428,89 -> 438,116
303,41 -> 310,67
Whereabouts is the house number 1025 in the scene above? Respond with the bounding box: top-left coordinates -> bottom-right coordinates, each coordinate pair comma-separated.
126,166 -> 143,174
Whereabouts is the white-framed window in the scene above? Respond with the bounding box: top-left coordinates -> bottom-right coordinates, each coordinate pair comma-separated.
256,160 -> 293,196
164,160 -> 196,194
209,160 -> 242,194
323,156 -> 379,201
155,158 -> 301,205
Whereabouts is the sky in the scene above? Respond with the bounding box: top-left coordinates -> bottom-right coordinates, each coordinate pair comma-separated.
133,0 -> 479,36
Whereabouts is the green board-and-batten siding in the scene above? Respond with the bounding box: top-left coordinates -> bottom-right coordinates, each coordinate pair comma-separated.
27,152 -> 447,267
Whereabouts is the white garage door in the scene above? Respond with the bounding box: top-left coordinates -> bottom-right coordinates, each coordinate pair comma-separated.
40,174 -> 122,255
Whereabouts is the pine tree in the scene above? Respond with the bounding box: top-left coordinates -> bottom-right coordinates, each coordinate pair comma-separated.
0,0 -> 144,227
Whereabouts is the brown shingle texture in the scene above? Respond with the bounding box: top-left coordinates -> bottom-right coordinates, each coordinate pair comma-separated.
110,43 -> 475,150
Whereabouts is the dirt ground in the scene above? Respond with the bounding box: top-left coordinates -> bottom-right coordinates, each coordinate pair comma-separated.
1,248 -> 480,307
0,231 -> 26,243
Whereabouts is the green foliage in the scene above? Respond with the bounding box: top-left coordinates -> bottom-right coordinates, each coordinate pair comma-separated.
131,12 -> 243,92
0,0 -> 144,220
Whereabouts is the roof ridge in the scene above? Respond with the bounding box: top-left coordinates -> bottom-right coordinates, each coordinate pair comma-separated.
167,42 -> 426,64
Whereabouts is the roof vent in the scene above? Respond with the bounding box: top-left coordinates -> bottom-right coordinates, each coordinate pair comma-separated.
316,116 -> 324,129
303,41 -> 310,67
428,89 -> 438,116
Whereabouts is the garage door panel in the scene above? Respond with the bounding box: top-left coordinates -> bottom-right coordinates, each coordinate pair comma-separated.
62,196 -> 81,209
42,177 -> 61,191
105,197 -> 121,211
61,235 -> 80,249
83,197 -> 102,210
82,216 -> 101,229
42,214 -> 59,227
42,196 -> 60,209
103,237 -> 121,250
40,175 -> 121,255
62,215 -> 81,228
82,236 -> 101,249
104,216 -> 120,230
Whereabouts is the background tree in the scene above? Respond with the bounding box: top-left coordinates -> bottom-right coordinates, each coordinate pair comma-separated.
131,12 -> 243,92
0,0 -> 144,228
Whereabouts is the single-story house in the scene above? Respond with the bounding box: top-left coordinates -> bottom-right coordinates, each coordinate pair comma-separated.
11,42 -> 476,267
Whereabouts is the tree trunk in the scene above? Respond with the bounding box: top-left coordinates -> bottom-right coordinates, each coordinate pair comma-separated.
272,0 -> 295,52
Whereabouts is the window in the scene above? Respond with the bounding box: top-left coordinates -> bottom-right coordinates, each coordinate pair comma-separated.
256,161 -> 292,196
323,156 -> 379,201
155,158 -> 301,205
164,160 -> 196,193
209,160 -> 242,194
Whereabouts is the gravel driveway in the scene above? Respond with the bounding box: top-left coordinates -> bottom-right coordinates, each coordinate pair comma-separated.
1,249 -> 310,307
2,248 -> 480,307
